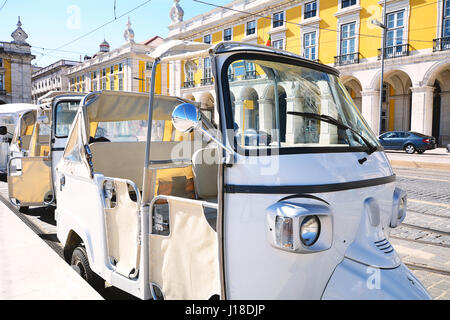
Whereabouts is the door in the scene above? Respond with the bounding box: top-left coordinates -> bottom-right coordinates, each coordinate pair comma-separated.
380,132 -> 397,149
8,118 -> 52,207
8,156 -> 52,207
51,98 -> 81,195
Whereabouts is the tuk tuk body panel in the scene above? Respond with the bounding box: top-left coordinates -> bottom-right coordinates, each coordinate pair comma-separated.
223,182 -> 396,299
55,172 -> 115,282
322,259 -> 431,299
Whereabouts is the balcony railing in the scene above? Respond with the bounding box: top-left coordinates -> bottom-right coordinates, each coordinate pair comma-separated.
334,52 -> 360,66
0,89 -> 6,96
201,77 -> 214,86
244,70 -> 257,80
378,44 -> 410,60
183,80 -> 195,88
433,37 -> 450,52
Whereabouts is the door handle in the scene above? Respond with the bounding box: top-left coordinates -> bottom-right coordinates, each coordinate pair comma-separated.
60,175 -> 65,191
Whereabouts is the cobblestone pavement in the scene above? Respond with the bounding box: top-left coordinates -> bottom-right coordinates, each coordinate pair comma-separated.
390,167 -> 450,300
1,167 -> 449,300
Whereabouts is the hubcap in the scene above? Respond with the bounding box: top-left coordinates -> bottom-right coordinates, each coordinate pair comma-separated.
406,146 -> 414,153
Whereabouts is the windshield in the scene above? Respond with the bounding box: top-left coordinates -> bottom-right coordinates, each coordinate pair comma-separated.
224,57 -> 380,154
0,114 -> 18,136
55,101 -> 80,138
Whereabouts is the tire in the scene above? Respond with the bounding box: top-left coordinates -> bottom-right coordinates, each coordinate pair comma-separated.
18,206 -> 29,214
417,150 -> 425,154
71,246 -> 105,291
404,144 -> 416,154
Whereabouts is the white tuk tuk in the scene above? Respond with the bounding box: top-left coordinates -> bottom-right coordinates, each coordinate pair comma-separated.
55,41 -> 430,299
7,92 -> 84,212
0,104 -> 37,173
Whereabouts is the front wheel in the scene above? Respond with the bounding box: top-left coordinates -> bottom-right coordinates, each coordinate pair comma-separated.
71,246 -> 105,291
404,144 -> 416,154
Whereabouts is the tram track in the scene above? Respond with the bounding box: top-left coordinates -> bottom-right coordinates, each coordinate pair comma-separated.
390,235 -> 450,249
400,223 -> 450,237
404,263 -> 450,277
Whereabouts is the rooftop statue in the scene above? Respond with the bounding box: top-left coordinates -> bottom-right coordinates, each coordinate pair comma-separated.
170,0 -> 184,24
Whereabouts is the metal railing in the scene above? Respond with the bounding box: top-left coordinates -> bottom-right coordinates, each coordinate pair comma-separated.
433,37 -> 450,52
334,52 -> 360,66
378,44 -> 410,60
244,70 -> 257,80
183,80 -> 195,88
0,89 -> 6,96
200,77 -> 214,86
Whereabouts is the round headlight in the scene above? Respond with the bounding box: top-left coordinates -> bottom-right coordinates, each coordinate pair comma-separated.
300,215 -> 321,246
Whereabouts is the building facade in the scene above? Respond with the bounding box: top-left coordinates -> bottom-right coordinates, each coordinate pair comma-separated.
31,59 -> 81,102
67,18 -> 167,96
167,0 -> 450,146
0,18 -> 35,105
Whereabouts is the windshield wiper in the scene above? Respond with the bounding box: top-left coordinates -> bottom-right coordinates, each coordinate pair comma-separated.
287,111 -> 378,159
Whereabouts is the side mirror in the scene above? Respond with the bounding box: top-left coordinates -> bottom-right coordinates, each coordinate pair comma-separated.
171,103 -> 234,156
0,126 -> 7,136
37,115 -> 50,124
172,103 -> 200,133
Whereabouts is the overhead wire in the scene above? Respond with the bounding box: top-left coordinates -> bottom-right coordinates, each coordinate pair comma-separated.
35,0 -> 152,64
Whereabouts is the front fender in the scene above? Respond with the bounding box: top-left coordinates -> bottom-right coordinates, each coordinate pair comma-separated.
322,258 -> 431,300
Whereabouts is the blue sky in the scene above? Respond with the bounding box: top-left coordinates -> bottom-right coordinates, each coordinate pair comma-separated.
0,0 -> 230,67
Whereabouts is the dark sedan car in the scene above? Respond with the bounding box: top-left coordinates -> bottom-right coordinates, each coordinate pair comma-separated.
378,131 -> 437,154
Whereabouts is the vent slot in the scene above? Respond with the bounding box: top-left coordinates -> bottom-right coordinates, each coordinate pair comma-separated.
374,238 -> 394,254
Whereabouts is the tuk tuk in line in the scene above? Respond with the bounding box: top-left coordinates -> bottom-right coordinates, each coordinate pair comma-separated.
54,40 -> 430,299
0,103 -> 38,174
7,92 -> 85,212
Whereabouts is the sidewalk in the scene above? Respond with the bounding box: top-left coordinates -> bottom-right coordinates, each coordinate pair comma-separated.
0,201 -> 103,300
386,148 -> 450,170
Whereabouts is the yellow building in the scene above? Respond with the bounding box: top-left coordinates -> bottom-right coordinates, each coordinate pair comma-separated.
167,0 -> 450,146
0,18 -> 35,105
67,18 -> 166,96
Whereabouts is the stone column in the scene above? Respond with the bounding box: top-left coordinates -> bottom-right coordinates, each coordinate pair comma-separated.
410,86 -> 434,136
285,96 -> 303,144
317,81 -> 338,145
439,91 -> 450,145
258,99 -> 273,133
361,90 -> 381,135
234,100 -> 245,131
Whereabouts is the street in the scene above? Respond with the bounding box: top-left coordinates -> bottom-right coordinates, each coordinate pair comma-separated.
1,166 -> 449,300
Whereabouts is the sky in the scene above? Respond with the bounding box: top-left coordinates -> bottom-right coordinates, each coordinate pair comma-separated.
0,0 -> 231,67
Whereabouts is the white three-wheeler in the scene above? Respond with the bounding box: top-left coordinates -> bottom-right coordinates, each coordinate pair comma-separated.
0,103 -> 37,173
55,41 -> 430,299
7,92 -> 84,212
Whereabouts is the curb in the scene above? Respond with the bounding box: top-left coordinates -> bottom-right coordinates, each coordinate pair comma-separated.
389,159 -> 450,171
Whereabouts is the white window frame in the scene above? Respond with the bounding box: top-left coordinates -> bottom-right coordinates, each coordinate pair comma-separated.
335,0 -> 361,17
272,38 -> 284,50
336,11 -> 360,62
304,1 -> 318,20
223,27 -> 233,41
272,11 -> 285,29
302,30 -> 318,61
339,21 -> 358,64
246,20 -> 256,37
380,0 -> 410,52
340,0 -> 358,10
